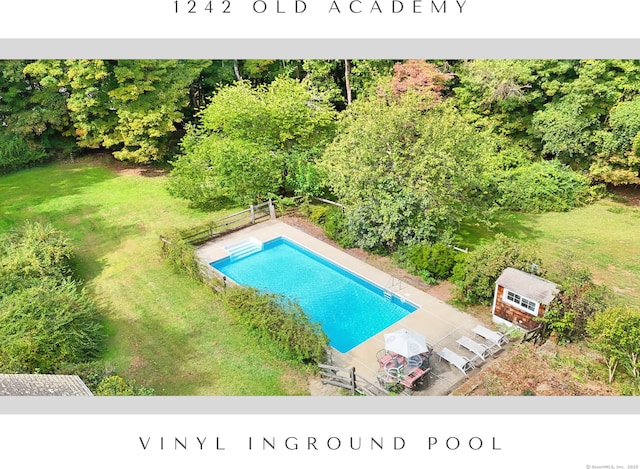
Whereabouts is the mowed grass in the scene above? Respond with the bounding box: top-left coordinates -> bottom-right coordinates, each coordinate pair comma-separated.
0,158 -> 311,395
458,199 -> 640,307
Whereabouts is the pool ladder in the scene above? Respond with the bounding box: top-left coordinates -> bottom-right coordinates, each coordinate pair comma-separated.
383,275 -> 405,301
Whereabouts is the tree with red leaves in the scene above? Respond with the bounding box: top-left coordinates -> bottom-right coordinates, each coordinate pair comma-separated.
390,60 -> 454,100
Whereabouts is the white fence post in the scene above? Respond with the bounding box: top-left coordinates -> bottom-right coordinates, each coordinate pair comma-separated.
268,199 -> 276,220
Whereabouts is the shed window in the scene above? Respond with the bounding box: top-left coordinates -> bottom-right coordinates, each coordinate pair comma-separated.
504,289 -> 538,315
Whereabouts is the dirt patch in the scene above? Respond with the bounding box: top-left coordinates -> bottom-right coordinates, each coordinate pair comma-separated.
116,165 -> 167,178
453,341 -> 618,396
128,355 -> 148,373
62,152 -> 169,177
608,184 -> 640,206
423,281 -> 457,303
280,213 -> 455,302
308,376 -> 344,396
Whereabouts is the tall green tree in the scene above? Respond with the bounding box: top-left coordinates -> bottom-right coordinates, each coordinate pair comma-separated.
452,59 -> 576,145
168,77 -> 336,207
23,59 -> 210,163
0,60 -> 74,169
591,97 -> 640,185
531,60 -> 640,181
1,60 -> 73,141
302,59 -> 394,109
587,306 -> 640,383
321,87 -> 498,252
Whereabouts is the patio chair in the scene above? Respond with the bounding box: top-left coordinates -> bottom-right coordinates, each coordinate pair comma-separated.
376,349 -> 399,368
399,366 -> 429,390
376,349 -> 391,366
377,372 -> 398,390
472,325 -> 508,353
436,347 -> 475,376
456,335 -> 492,363
417,347 -> 433,370
407,355 -> 423,367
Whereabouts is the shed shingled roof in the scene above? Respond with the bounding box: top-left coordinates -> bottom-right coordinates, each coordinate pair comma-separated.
0,374 -> 93,396
496,267 -> 559,305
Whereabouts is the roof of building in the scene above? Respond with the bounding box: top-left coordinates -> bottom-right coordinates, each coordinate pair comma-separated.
496,267 -> 559,305
0,374 -> 93,396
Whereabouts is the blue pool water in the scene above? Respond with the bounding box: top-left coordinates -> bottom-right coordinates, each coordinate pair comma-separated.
211,237 -> 418,353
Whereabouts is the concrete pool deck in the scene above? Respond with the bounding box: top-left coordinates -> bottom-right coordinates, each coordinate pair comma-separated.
196,220 -> 506,396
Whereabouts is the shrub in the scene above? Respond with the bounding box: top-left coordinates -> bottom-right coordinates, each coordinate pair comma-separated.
159,231 -> 224,292
542,262 -> 611,342
343,196 -> 439,253
52,362 -> 154,395
451,234 -> 543,305
0,132 -> 48,173
0,278 -> 104,373
499,160 -> 598,213
302,202 -> 355,248
399,242 -> 460,283
323,207 -> 355,248
95,375 -> 155,396
53,361 -> 117,391
160,232 -> 202,281
0,222 -> 103,373
223,286 -> 328,364
305,203 -> 331,225
0,221 -> 74,297
273,196 -> 299,216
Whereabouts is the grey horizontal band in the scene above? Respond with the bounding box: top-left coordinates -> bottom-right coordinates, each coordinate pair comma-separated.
1,38 -> 640,59
1,396 -> 639,414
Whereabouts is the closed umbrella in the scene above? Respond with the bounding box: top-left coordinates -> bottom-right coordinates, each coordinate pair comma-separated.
384,328 -> 428,358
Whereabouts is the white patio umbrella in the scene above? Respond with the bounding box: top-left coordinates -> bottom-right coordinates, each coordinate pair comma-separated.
384,328 -> 428,358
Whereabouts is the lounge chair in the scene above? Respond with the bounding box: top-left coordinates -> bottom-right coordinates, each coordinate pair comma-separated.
436,347 -> 475,376
456,335 -> 492,362
472,325 -> 508,353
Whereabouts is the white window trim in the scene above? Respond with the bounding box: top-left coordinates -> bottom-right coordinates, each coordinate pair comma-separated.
503,288 -> 539,316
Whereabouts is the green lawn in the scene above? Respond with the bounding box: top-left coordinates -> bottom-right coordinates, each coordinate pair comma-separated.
458,199 -> 640,307
0,158 -> 311,395
4,158 -> 639,394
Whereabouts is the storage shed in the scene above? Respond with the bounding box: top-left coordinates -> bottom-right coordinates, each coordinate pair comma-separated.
491,267 -> 559,331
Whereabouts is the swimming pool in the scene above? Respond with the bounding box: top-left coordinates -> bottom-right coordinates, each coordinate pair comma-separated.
210,237 -> 418,353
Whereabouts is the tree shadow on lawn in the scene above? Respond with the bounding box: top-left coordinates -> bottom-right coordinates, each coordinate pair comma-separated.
0,163 -> 118,231
457,211 -> 545,248
105,306 -> 296,396
98,308 -> 207,395
30,202 -> 142,283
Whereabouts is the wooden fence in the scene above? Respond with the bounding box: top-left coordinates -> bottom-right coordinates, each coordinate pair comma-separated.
318,364 -> 391,396
177,199 -> 276,246
312,196 -> 345,212
521,324 -> 546,345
